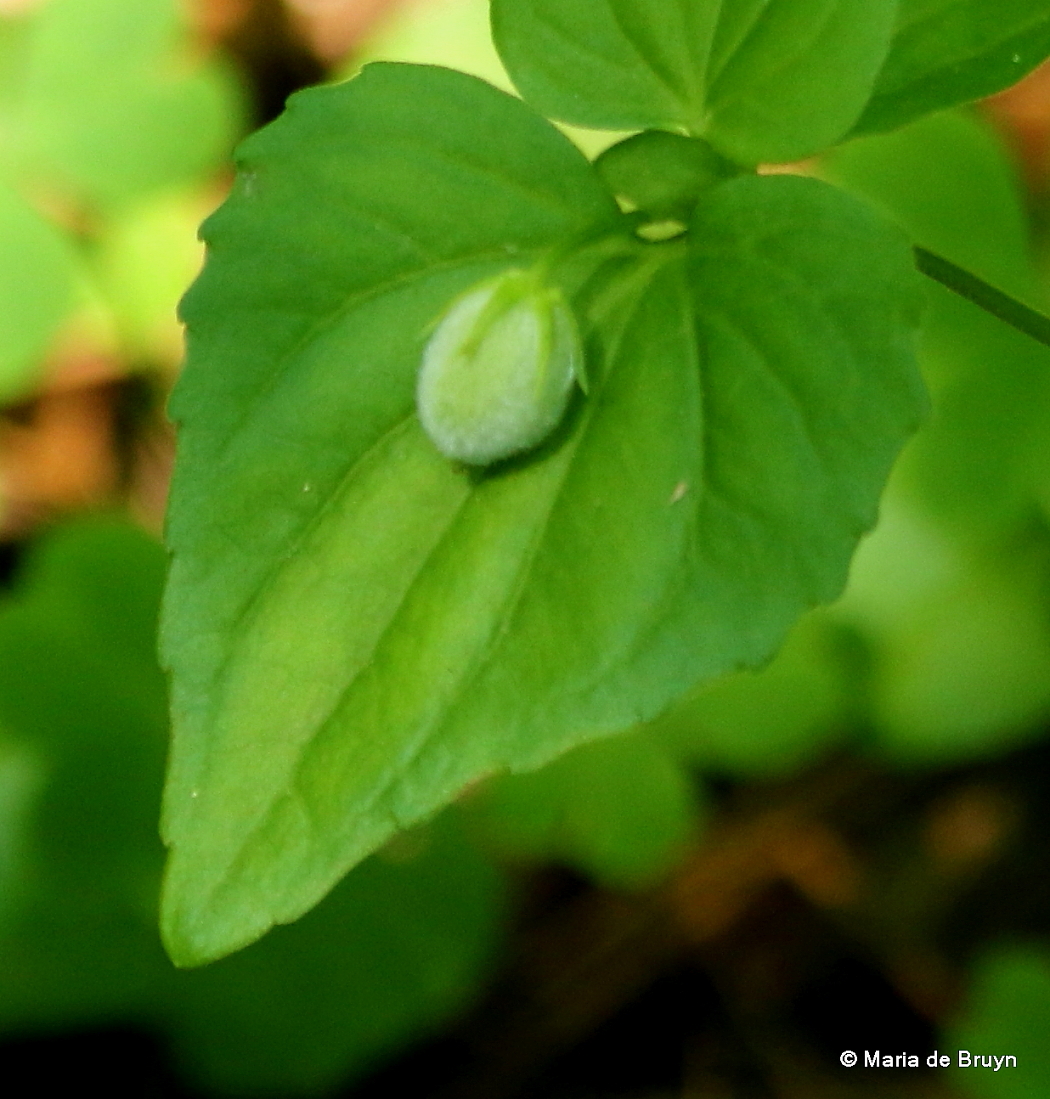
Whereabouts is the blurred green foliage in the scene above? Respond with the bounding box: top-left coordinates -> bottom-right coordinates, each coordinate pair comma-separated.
946,943 -> 1050,1097
3,0 -> 1050,1094
0,0 -> 244,397
466,726 -> 702,889
0,0 -> 241,208
0,177 -> 79,398
0,518 -> 505,1096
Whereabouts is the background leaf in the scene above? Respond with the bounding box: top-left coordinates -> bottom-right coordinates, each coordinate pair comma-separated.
0,735 -> 43,930
491,0 -> 898,163
465,728 -> 702,889
0,518 -> 505,1097
823,110 -> 1050,539
853,0 -> 1050,137
650,615 -> 858,778
0,178 -> 80,399
0,0 -> 243,209
839,508 -> 1050,764
354,0 -> 515,95
162,813 -> 504,1098
351,0 -> 626,160
946,944 -> 1050,1097
0,519 -> 184,1030
819,107 -> 1050,765
92,189 -> 210,366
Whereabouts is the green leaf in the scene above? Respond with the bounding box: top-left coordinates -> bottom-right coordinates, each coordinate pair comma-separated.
0,736 -> 42,930
825,111 -> 1033,295
595,131 -> 741,220
0,519 -> 173,1029
162,62 -> 621,965
162,62 -> 925,965
853,0 -> 1050,137
946,944 -> 1050,1097
2,0 -> 243,207
0,179 -> 79,399
0,12 -> 30,112
465,728 -> 700,889
491,0 -> 899,163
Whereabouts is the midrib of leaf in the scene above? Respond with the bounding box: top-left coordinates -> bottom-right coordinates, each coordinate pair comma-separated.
599,262 -> 709,677
216,452 -> 478,864
687,265 -> 803,547
692,351 -> 770,535
703,0 -> 771,95
668,0 -> 717,107
197,253 -> 669,904
437,255 -> 679,708
530,4 -> 689,110
688,206 -> 907,599
720,261 -> 842,471
175,243 -> 627,715
748,241 -> 892,468
695,307 -> 835,598
708,311 -> 826,473
603,4 -> 700,116
705,0 -> 844,116
196,414 -> 419,733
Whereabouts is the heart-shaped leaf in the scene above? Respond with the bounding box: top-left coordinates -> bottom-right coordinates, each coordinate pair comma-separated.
162,63 -> 925,965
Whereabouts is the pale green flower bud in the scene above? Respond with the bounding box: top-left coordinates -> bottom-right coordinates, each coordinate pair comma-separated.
417,267 -> 584,466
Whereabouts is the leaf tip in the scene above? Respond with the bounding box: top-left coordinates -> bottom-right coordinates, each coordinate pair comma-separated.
159,849 -> 275,968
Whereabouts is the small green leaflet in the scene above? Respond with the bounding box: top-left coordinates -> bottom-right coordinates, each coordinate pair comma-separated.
491,0 -> 899,164
162,63 -> 925,965
853,0 -> 1050,136
595,131 -> 742,221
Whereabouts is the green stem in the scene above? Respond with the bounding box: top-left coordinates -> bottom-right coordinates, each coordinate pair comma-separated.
914,246 -> 1050,350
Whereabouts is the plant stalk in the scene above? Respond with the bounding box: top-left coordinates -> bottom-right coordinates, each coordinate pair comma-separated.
914,246 -> 1050,350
